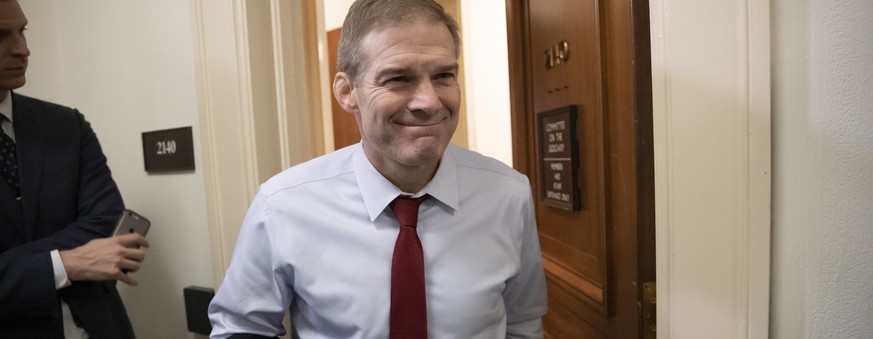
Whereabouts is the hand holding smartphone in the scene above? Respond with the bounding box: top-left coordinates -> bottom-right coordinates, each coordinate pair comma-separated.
113,210 -> 150,274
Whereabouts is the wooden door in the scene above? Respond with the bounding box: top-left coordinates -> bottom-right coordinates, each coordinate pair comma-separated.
506,0 -> 655,338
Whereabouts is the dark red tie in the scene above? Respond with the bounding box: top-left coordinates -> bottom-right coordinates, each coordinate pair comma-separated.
389,195 -> 428,339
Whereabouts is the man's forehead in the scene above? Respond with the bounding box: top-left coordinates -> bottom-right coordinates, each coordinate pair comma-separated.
360,21 -> 454,54
366,50 -> 456,79
0,1 -> 26,25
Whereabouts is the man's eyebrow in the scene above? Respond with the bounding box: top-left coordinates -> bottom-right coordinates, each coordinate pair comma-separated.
435,63 -> 460,73
375,67 -> 412,79
0,23 -> 27,34
376,63 -> 459,78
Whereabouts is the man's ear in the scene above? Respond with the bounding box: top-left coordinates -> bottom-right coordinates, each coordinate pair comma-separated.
333,72 -> 357,113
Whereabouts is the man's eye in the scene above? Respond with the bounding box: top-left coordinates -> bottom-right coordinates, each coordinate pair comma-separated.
433,73 -> 457,84
384,76 -> 410,87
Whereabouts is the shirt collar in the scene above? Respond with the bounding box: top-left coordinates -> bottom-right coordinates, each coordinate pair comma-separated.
354,144 -> 460,221
0,91 -> 12,122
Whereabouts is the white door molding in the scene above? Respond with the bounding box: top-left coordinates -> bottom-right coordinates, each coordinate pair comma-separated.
650,0 -> 771,337
192,0 -> 324,285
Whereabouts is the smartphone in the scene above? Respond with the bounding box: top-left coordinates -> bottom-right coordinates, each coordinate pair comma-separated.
112,209 -> 151,237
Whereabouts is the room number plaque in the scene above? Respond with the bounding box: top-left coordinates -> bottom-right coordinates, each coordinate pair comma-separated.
142,126 -> 195,172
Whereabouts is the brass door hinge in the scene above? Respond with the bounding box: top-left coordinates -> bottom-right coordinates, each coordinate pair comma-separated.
643,282 -> 656,339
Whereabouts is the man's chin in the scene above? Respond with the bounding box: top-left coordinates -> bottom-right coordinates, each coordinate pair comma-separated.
400,145 -> 447,166
0,77 -> 26,92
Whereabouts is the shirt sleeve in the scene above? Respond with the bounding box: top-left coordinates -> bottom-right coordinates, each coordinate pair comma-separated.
503,185 -> 548,338
208,191 -> 293,339
50,250 -> 72,289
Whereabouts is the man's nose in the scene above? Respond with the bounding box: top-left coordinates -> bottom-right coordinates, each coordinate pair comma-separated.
407,81 -> 441,113
13,33 -> 30,57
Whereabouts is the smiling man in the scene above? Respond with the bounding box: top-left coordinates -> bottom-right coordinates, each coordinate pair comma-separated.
208,1 -> 547,338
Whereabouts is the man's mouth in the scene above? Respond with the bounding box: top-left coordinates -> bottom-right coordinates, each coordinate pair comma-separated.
397,116 -> 448,127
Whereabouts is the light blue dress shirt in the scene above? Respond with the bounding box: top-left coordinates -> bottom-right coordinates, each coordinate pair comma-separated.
209,143 -> 547,339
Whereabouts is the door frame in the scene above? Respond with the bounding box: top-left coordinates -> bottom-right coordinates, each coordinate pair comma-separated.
192,0 -> 325,284
649,0 -> 771,337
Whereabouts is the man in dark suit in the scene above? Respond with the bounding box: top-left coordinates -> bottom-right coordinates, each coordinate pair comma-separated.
0,0 -> 149,337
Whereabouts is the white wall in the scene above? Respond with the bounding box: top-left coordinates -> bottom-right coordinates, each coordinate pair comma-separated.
20,1 -> 213,338
460,0 -> 512,165
770,0 -> 873,338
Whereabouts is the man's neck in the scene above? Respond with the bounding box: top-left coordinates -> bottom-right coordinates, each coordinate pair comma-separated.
383,162 -> 438,193
363,150 -> 440,193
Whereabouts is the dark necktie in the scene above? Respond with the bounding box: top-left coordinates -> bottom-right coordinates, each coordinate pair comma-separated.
389,195 -> 428,339
0,123 -> 19,198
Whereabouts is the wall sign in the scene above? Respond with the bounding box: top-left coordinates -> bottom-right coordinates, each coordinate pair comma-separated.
142,127 -> 195,172
538,105 -> 580,211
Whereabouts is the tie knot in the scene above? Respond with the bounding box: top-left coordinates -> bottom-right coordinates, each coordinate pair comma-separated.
390,195 -> 426,228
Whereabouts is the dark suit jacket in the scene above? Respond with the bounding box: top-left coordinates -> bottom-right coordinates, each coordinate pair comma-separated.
0,93 -> 135,338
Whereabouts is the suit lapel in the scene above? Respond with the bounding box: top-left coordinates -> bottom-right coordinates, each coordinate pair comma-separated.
11,93 -> 43,241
